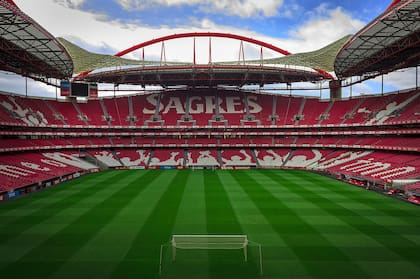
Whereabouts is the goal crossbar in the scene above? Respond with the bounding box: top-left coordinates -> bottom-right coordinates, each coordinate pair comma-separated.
172,234 -> 248,249
159,234 -> 262,276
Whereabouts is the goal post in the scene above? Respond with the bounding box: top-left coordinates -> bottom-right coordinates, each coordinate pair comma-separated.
159,234 -> 263,276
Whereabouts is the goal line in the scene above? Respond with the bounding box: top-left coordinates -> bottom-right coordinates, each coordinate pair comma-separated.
159,234 -> 263,276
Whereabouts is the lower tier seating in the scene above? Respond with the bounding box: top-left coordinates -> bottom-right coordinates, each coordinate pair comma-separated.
1,148 -> 418,195
0,151 -> 97,192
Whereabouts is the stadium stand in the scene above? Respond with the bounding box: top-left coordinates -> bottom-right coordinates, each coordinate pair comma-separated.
299,98 -> 331,126
115,149 -> 150,167
0,151 -> 97,191
0,89 -> 419,127
76,99 -> 107,126
255,148 -> 290,167
102,97 -> 126,126
0,24 -> 418,204
186,149 -> 220,167
221,149 -> 256,167
149,149 -> 184,167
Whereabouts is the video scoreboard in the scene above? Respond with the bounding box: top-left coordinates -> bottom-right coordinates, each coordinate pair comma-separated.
60,81 -> 98,98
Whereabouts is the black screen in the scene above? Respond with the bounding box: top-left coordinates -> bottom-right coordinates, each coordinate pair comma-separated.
71,83 -> 89,97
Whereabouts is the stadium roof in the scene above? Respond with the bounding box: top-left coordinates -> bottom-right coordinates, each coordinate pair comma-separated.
75,64 -> 326,88
247,35 -> 352,73
0,0 -> 73,80
334,0 -> 420,79
57,38 -> 144,75
60,33 -> 348,86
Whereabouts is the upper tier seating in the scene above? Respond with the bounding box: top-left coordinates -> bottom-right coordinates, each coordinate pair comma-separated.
251,137 -> 273,146
343,94 -> 396,124
219,138 -> 250,146
45,99 -> 86,125
102,97 -> 128,126
249,94 -> 275,125
299,98 -> 331,126
76,99 -> 107,126
0,94 -> 49,126
218,91 -> 246,126
110,137 -> 132,146
384,90 -> 420,124
186,138 -> 218,146
154,138 -> 186,146
275,95 -> 303,126
0,89 -> 418,127
321,98 -> 361,125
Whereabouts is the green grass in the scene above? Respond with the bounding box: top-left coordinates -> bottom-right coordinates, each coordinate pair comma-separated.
0,169 -> 419,279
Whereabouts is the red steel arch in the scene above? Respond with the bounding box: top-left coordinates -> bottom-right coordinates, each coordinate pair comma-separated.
75,32 -> 334,81
115,32 -> 292,57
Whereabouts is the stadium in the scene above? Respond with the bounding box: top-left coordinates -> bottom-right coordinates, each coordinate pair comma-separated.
0,0 -> 419,278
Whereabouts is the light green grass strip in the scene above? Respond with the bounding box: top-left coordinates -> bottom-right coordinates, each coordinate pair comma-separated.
172,170 -> 207,235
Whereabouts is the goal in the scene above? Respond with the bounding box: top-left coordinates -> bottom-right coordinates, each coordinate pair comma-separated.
159,234 -> 263,276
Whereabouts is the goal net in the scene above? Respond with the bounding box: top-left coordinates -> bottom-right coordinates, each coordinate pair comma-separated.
159,234 -> 262,276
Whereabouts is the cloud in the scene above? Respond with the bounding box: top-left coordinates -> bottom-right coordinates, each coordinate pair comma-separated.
115,0 -> 284,18
288,5 -> 365,51
0,72 -> 57,98
381,68 -> 418,90
53,0 -> 85,9
14,0 -> 286,62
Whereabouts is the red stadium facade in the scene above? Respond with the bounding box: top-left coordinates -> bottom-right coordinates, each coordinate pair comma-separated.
0,0 -> 419,203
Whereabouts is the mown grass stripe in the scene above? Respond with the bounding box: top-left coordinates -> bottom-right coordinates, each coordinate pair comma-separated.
205,171 -> 243,234
231,170 -> 370,279
111,170 -> 189,279
0,172 -> 103,213
203,170 -> 248,279
295,170 -> 420,227
220,171 -> 310,279
0,171 -> 128,244
0,170 -> 161,278
264,170 -> 420,268
172,170 -> 207,234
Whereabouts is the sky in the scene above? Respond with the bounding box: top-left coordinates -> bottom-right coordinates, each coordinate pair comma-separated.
1,0 -> 418,98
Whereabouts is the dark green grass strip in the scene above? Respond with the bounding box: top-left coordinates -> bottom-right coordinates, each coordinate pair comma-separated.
269,170 -> 420,267
0,170 -> 162,278
204,171 -> 254,279
230,170 -> 370,279
111,170 -> 189,279
204,171 -> 243,234
0,171 -> 127,244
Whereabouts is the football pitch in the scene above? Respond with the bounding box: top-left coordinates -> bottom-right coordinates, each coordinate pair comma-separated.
0,169 -> 419,279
